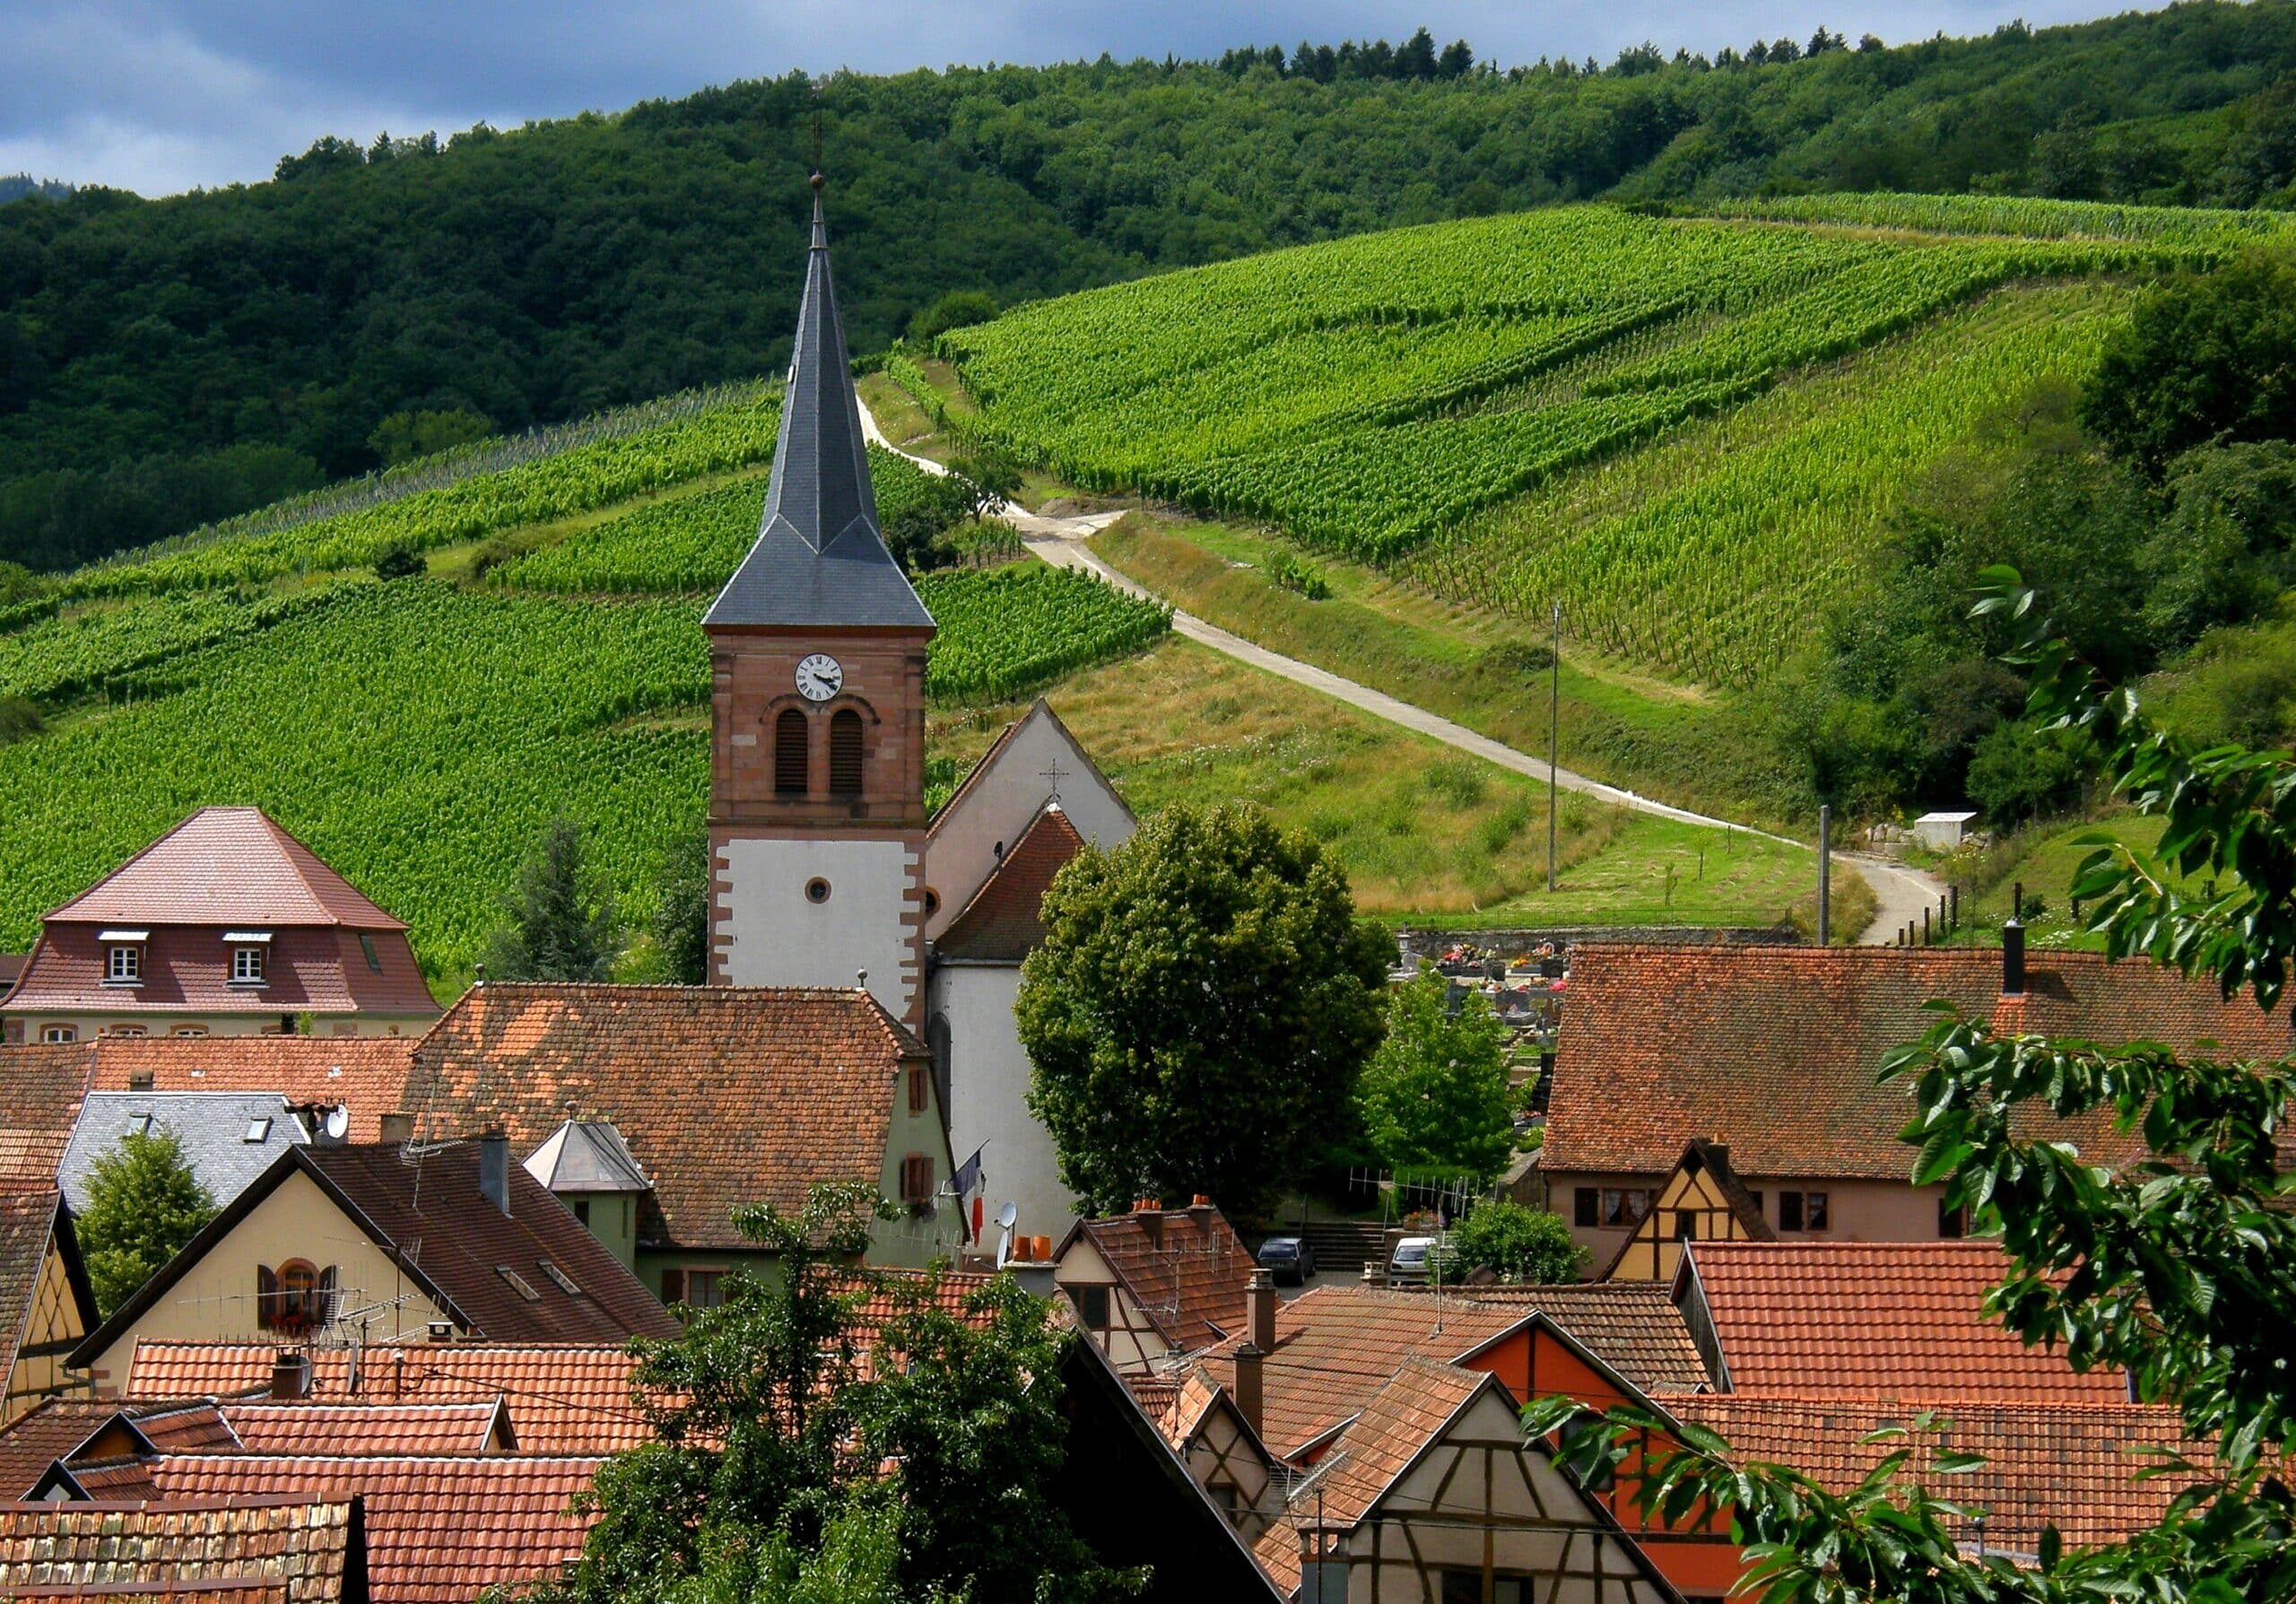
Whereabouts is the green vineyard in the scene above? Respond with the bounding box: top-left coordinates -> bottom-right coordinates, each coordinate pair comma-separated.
934,197 -> 2280,685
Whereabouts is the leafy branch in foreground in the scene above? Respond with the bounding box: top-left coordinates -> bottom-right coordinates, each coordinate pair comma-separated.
1524,574 -> 2296,1601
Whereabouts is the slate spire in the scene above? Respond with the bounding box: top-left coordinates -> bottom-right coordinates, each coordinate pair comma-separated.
704,175 -> 933,630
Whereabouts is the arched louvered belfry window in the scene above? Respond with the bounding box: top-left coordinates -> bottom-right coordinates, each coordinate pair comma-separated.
774,708 -> 810,796
829,709 -> 865,797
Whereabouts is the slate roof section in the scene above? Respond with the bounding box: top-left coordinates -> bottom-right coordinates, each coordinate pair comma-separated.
43,808 -> 409,930
1062,1204 -> 1254,1352
58,1093 -> 308,1215
408,983 -> 925,1250
704,188 -> 932,632
523,1118 -> 650,1194
0,1044 -> 95,1186
1543,945 -> 2293,1180
1665,1394 -> 2200,1551
935,804 -> 1086,963
72,1141 -> 679,1367
0,1495 -> 360,1603
127,1456 -> 600,1604
1684,1240 -> 2127,1402
124,1343 -> 652,1455
85,1038 -> 421,1144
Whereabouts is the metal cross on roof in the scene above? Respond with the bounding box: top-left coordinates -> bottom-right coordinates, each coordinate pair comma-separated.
1039,759 -> 1069,802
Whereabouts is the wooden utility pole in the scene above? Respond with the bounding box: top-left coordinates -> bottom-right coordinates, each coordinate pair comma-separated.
1547,600 -> 1561,894
1817,804 -> 1831,946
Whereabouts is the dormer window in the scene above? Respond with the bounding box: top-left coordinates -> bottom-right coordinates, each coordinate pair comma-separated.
225,931 -> 272,985
100,930 -> 147,985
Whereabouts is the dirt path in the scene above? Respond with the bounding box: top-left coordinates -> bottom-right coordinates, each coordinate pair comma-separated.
859,397 -> 1946,940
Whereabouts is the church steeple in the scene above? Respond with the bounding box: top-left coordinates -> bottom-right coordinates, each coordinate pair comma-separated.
704,176 -> 933,630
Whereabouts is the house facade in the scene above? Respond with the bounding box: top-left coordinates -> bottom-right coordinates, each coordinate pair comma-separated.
1,806 -> 439,1045
0,1190 -> 96,1424
1052,1199 -> 1255,1373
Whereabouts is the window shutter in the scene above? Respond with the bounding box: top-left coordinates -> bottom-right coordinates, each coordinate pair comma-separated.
774,709 -> 810,796
317,1265 -> 340,1327
257,1264 -> 279,1331
829,710 -> 865,797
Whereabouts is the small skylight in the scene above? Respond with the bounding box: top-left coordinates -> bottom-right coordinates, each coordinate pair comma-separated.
537,1260 -> 582,1298
244,1116 -> 273,1144
496,1267 -> 542,1302
128,1112 -> 153,1137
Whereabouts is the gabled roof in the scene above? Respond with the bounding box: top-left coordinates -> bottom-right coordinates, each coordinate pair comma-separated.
6,924 -> 439,1020
1664,1394 -> 2200,1553
1544,945 -> 2293,1180
0,1043 -> 95,1186
0,1495 -> 361,1603
935,803 -> 1086,963
408,983 -> 925,1249
926,698 -> 1135,841
124,1342 -> 653,1455
1058,1203 -> 1253,1352
41,807 -> 409,930
85,1037 -> 421,1143
71,1139 -> 679,1366
523,1117 -> 650,1194
219,1399 -> 514,1457
1682,1240 -> 2127,1403
704,187 -> 931,632
0,1188 -> 95,1399
1597,1137 -> 1772,1281
59,1092 -> 308,1216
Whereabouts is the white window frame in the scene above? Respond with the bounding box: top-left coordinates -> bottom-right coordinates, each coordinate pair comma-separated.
105,945 -> 142,984
39,1024 -> 76,1044
230,946 -> 266,984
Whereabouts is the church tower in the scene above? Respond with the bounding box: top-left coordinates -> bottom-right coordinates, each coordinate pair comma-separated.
703,176 -> 935,1024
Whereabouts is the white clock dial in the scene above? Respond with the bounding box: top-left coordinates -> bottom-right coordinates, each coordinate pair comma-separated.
795,653 -> 844,702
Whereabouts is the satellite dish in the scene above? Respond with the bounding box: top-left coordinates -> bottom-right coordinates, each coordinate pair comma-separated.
323,1107 -> 350,1142
996,1201 -> 1019,1233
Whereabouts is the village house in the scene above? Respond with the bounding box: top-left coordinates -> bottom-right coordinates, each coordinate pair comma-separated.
0,806 -> 440,1046
58,1090 -> 317,1216
69,1135 -> 679,1392
0,1042 -> 100,1424
1131,1363 -> 1287,1538
1540,941 -> 2292,1267
1050,1197 -> 1256,1372
404,981 -> 966,1290
1599,1138 -> 1770,1284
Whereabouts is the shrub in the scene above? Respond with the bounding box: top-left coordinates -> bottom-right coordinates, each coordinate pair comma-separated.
1439,1199 -> 1584,1284
374,543 -> 426,580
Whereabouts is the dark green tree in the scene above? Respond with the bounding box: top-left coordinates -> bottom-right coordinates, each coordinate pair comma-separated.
77,1127 -> 217,1314
1440,1199 -> 1583,1284
1354,966 -> 1517,1181
650,825 -> 712,986
1016,802 -> 1390,1218
904,289 -> 998,347
483,815 -> 623,981
1532,571 -> 2296,1601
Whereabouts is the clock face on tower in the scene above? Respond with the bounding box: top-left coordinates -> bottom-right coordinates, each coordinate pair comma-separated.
795,653 -> 844,702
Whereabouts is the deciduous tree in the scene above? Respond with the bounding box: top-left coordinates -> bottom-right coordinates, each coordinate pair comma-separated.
77,1127 -> 216,1314
1355,967 -> 1517,1182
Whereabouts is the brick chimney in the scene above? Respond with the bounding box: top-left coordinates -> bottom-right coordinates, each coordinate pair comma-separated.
270,1348 -> 310,1400
379,1111 -> 413,1146
1232,1339 -> 1264,1438
479,1130 -> 511,1216
2003,916 -> 2027,998
1135,1198 -> 1163,1247
1246,1266 -> 1276,1353
1187,1193 -> 1215,1234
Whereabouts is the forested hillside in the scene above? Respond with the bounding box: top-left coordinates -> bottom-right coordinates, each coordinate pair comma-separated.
5,1 -> 2296,571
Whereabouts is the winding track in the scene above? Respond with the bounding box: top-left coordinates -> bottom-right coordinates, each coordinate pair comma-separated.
859,397 -> 1944,941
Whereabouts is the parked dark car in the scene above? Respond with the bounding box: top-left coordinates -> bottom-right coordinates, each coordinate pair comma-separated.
1255,1235 -> 1317,1285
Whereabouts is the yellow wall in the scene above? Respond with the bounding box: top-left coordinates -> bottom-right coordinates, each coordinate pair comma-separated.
1051,1236 -> 1171,1373
4,1238 -> 90,1423
82,1168 -> 451,1393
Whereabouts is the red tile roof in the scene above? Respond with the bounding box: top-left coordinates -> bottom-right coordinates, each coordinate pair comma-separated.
125,1344 -> 652,1456
132,1402 -> 241,1454
1666,1394 -> 2201,1551
934,804 -> 1084,963
1543,945 -> 2292,1180
85,1039 -> 421,1142
0,1401 -> 161,1500
135,1455 -> 599,1603
6,925 -> 438,1020
1687,1240 -> 2127,1403
409,984 -> 926,1250
44,808 -> 408,930
1065,1206 -> 1254,1351
1417,1282 -> 1710,1392
217,1402 -> 509,1458
0,1045 -> 94,1186
0,1495 -> 358,1602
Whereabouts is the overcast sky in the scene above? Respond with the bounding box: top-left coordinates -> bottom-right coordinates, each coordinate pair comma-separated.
4,0 -> 2135,197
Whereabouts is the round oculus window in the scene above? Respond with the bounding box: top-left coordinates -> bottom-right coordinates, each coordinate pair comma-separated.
804,877 -> 831,905
923,888 -> 941,917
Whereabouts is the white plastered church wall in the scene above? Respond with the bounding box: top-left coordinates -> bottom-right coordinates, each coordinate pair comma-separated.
718,837 -> 919,1020
927,960 -> 1077,1245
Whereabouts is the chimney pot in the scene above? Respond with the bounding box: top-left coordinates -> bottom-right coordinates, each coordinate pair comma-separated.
479,1130 -> 510,1216
1232,1340 -> 1265,1437
270,1348 -> 310,1400
379,1111 -> 413,1146
2002,920 -> 2027,998
1247,1267 -> 1276,1353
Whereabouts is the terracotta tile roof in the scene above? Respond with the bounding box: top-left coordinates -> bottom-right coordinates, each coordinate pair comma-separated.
0,1495 -> 358,1602
136,1455 -> 599,1603
1543,945 -> 2292,1180
216,1402 -> 509,1458
0,956 -> 22,989
84,1039 -> 420,1144
1068,1206 -> 1254,1351
294,1144 -> 679,1346
0,1401 -> 166,1500
125,1344 -> 652,1455
1688,1240 -> 2127,1402
7,925 -> 438,1020
52,1457 -> 164,1500
44,808 -> 408,930
1414,1281 -> 1710,1393
0,1045 -> 94,1186
132,1402 -> 240,1454
408,984 -> 925,1250
1666,1394 -> 2202,1551
1253,1359 -> 1492,1594
934,804 -> 1084,963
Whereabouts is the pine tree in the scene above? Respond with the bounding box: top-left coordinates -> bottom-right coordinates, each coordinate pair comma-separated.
78,1128 -> 217,1315
483,815 -> 623,982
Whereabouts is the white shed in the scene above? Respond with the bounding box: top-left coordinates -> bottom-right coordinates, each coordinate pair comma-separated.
1913,810 -> 1979,850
